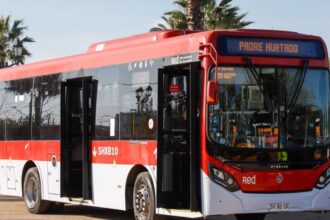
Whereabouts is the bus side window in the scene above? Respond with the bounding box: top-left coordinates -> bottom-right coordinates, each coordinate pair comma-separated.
94,65 -> 158,141
119,68 -> 157,140
94,68 -> 120,140
32,75 -> 61,140
4,78 -> 33,140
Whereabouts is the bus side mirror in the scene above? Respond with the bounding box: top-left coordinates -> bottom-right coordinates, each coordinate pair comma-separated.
207,80 -> 219,105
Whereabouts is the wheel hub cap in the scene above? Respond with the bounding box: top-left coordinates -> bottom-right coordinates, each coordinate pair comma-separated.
135,185 -> 149,215
26,178 -> 37,208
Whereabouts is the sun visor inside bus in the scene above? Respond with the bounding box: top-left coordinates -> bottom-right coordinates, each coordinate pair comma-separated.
217,36 -> 325,59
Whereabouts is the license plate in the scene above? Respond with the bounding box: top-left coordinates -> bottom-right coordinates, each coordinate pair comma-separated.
268,202 -> 289,211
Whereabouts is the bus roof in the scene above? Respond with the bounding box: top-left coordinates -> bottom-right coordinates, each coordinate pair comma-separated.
0,29 -> 328,81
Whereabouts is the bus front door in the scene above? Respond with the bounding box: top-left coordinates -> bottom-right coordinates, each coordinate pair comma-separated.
60,77 -> 97,200
157,64 -> 199,211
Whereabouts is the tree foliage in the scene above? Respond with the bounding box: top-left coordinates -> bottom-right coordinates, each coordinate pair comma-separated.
151,0 -> 253,31
0,15 -> 34,67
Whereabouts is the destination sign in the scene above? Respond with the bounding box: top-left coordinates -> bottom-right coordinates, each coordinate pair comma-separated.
218,36 -> 324,58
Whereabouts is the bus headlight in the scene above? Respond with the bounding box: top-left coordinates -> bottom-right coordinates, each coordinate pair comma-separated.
319,176 -> 326,184
209,164 -> 239,192
315,166 -> 330,189
227,177 -> 234,185
212,168 -> 225,180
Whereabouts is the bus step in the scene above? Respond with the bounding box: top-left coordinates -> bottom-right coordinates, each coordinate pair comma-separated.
156,208 -> 202,218
68,197 -> 92,204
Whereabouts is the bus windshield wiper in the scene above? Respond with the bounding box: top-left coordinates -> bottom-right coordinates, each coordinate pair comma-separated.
288,60 -> 309,112
243,57 -> 273,112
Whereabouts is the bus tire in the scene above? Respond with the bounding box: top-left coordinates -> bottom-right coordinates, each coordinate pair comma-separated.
133,172 -> 166,220
23,167 -> 51,214
235,213 -> 266,220
49,202 -> 65,213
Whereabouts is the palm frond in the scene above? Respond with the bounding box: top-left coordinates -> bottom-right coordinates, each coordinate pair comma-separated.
150,0 -> 253,32
0,16 -> 34,65
173,0 -> 187,9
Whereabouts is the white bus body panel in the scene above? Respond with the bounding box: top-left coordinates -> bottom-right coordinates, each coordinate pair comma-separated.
0,160 -> 27,197
0,159 -> 157,212
91,163 -> 131,210
201,171 -> 330,216
47,155 -> 60,195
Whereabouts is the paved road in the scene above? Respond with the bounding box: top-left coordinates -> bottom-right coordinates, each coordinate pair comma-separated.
0,196 -> 329,220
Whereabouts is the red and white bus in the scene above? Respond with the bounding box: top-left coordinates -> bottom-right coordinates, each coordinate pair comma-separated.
0,29 -> 329,220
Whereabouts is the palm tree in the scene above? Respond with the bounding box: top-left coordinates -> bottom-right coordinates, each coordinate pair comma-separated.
0,15 -> 34,67
151,0 -> 188,32
151,0 -> 253,31
187,0 -> 201,30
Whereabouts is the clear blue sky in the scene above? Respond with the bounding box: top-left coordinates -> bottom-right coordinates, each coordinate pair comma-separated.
0,0 -> 329,63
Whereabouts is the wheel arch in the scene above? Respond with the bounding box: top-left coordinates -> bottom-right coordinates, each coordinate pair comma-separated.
21,160 -> 38,196
125,164 -> 151,210
21,161 -> 51,214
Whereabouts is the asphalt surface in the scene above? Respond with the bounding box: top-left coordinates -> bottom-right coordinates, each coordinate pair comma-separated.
0,196 -> 329,220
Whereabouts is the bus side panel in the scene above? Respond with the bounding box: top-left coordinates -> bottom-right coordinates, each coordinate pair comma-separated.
0,160 -> 51,202
0,159 -> 26,197
91,164 -> 156,210
0,140 -> 31,197
91,140 -> 157,210
0,140 -> 61,201
91,164 -> 132,210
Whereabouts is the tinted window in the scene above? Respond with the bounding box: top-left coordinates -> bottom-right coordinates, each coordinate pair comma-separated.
94,67 -> 120,140
3,78 -> 33,140
32,74 -> 61,140
94,62 -> 158,140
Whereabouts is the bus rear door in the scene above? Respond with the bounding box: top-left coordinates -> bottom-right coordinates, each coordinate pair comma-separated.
60,77 -> 97,200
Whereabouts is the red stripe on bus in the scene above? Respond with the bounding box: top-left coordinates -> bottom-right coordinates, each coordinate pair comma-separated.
0,140 -> 157,166
91,140 -> 157,165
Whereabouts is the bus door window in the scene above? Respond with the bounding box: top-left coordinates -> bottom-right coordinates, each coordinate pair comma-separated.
165,75 -> 188,133
163,74 -> 188,187
62,81 -> 83,194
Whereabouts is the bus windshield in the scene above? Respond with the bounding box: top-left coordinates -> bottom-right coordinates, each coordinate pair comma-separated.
208,66 -> 330,159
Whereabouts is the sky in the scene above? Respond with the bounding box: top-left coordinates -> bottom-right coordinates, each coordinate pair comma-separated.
0,0 -> 329,63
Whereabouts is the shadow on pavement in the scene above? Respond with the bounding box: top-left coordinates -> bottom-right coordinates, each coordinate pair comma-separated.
58,205 -> 134,220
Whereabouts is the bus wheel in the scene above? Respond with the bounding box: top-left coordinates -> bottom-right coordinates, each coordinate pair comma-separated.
133,172 -> 157,220
23,167 -> 50,214
235,213 -> 266,220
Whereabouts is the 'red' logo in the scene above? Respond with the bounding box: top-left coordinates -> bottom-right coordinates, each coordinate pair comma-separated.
242,175 -> 256,185
276,173 -> 284,184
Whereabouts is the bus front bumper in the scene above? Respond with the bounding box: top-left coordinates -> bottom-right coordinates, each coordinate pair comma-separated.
201,171 -> 330,216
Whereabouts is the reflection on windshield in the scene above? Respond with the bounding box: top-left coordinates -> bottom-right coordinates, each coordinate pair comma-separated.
208,67 -> 330,151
